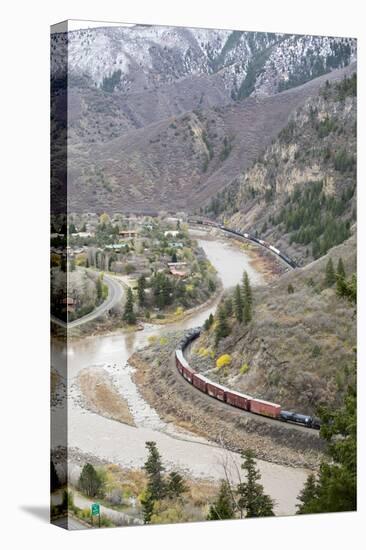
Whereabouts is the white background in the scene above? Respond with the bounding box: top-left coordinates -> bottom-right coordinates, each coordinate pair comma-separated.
1,0 -> 364,548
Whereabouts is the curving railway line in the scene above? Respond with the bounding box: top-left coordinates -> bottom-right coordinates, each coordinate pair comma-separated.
189,217 -> 298,269
177,224 -> 320,431
175,328 -> 321,431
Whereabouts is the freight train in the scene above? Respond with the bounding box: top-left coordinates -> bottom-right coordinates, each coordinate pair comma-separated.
175,328 -> 320,430
189,217 -> 298,269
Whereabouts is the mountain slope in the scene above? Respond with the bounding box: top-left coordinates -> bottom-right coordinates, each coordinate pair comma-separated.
190,234 -> 356,416
50,24 -> 357,213
66,64 -> 356,213
206,73 -> 357,264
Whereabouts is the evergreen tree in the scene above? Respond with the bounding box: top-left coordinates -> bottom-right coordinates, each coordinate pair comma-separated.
242,271 -> 252,306
242,271 -> 253,324
215,305 -> 231,345
137,275 -> 146,307
234,284 -> 243,323
237,450 -> 274,518
325,258 -> 336,286
171,251 -> 178,263
142,441 -> 166,523
287,283 -> 295,294
123,287 -> 136,324
336,273 -> 357,304
152,273 -> 173,309
337,257 -> 346,279
167,471 -> 187,499
207,480 -> 235,521
144,442 -> 166,500
141,492 -> 155,524
204,313 -> 214,331
297,365 -> 356,514
225,297 -> 233,317
296,474 -> 318,513
96,275 -> 103,302
243,299 -> 252,325
78,463 -> 103,498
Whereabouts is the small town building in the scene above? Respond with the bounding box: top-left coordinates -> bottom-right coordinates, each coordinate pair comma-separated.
169,266 -> 188,277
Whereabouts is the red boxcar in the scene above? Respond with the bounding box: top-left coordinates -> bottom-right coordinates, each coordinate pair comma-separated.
226,389 -> 251,411
182,364 -> 195,383
206,381 -> 227,402
192,373 -> 208,393
250,398 -> 281,418
175,350 -> 184,374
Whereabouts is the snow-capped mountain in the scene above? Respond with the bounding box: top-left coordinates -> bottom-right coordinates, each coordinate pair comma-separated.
51,24 -> 356,99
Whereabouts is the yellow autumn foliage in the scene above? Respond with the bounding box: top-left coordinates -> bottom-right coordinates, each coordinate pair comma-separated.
216,354 -> 232,369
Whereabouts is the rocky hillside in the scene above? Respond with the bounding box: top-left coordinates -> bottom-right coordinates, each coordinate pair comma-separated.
206,74 -> 357,264
63,65 -> 355,213
50,24 -> 356,213
190,234 -> 356,416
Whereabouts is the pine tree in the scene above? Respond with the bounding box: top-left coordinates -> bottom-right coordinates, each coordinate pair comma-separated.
336,273 -> 356,304
167,471 -> 187,499
242,271 -> 252,306
142,441 -> 166,523
123,287 -> 136,324
296,474 -> 318,513
242,271 -> 253,324
297,365 -> 356,514
234,284 -> 243,323
137,275 -> 146,307
78,463 -> 103,498
207,480 -> 235,520
96,275 -> 103,301
204,313 -> 214,331
215,305 -> 230,345
325,258 -> 336,286
225,297 -> 233,316
171,251 -> 178,263
337,257 -> 346,279
243,300 -> 252,324
237,450 -> 274,518
141,492 -> 155,524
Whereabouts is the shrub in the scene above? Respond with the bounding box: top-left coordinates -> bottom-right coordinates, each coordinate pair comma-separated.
240,363 -> 250,375
216,354 -> 232,369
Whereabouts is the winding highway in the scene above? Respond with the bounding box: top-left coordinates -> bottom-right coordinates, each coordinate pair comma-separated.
51,272 -> 124,329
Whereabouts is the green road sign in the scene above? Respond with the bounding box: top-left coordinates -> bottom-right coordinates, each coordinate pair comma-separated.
91,503 -> 100,516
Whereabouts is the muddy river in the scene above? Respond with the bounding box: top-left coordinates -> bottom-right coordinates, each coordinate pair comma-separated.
52,230 -> 309,516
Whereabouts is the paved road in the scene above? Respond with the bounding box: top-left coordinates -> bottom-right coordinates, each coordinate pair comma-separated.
73,492 -> 143,527
51,272 -> 124,329
52,515 -> 90,530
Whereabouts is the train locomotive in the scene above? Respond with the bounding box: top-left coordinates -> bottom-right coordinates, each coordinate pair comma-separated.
175,328 -> 320,430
